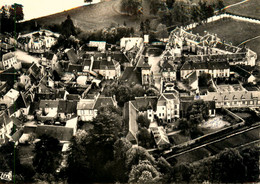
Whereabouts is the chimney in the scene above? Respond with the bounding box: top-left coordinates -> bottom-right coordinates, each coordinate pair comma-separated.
90,55 -> 94,71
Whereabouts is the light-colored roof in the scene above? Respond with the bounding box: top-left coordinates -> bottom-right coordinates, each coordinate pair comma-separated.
202,91 -> 260,102
2,52 -> 15,61
150,126 -> 170,146
77,99 -> 95,110
5,89 -> 19,99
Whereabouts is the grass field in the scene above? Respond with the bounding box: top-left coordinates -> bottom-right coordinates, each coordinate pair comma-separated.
174,126 -> 260,164
192,18 -> 260,58
226,0 -> 260,19
19,0 -> 154,33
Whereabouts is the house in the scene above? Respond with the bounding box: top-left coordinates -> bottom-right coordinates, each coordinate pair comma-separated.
231,65 -> 256,84
38,100 -> 59,120
201,91 -> 260,108
91,55 -> 121,79
42,52 -> 58,69
1,89 -> 20,107
181,61 -> 230,80
167,27 -> 257,66
65,48 -> 78,64
160,59 -> 177,82
130,96 -> 158,122
0,52 -> 21,70
89,41 -> 106,52
17,29 -> 59,53
0,112 -> 14,145
58,100 -> 77,120
77,99 -> 96,121
123,101 -> 139,144
150,126 -> 170,150
120,37 -> 144,51
7,92 -> 32,117
77,95 -> 117,121
157,93 -> 180,121
35,125 -> 73,142
27,63 -> 43,83
185,71 -> 198,91
19,74 -> 31,90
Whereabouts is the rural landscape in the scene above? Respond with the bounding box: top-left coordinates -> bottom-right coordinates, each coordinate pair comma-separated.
0,0 -> 259,183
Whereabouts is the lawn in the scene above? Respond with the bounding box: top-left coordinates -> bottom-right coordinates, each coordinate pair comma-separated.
226,0 -> 260,19
192,18 -> 260,58
173,126 -> 260,163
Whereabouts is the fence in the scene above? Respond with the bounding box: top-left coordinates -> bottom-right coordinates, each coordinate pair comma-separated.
183,13 -> 260,31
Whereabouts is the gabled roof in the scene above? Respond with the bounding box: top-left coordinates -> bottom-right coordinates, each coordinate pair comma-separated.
58,100 -> 77,113
150,126 -> 170,146
94,96 -> 116,109
77,99 -> 95,110
35,125 -> 73,141
68,64 -> 83,73
2,52 -> 15,61
230,65 -> 252,79
65,48 -> 78,63
39,100 -> 59,109
131,96 -> 158,111
120,67 -> 142,85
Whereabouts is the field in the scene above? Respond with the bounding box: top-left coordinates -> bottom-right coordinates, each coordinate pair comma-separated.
226,0 -> 260,19
174,126 -> 260,164
192,18 -> 260,58
19,0 -> 154,33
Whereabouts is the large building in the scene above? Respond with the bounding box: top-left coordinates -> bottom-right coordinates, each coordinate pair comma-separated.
167,27 -> 257,66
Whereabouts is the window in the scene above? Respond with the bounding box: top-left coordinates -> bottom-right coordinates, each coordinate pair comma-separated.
162,107 -> 164,110
159,113 -> 161,117
149,114 -> 152,117
250,101 -> 253,105
242,101 -> 246,105
162,113 -> 164,116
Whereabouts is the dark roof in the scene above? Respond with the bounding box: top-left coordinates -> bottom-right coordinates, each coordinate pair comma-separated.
230,65 -> 251,79
44,52 -> 55,60
35,125 -> 73,141
187,71 -> 197,84
58,100 -> 77,113
29,63 -> 41,79
66,49 -> 78,63
68,64 -> 83,73
120,67 -> 142,85
94,96 -> 115,109
131,96 -> 158,111
66,94 -> 80,101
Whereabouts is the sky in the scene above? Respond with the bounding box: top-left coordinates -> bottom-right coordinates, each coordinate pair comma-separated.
1,0 -> 100,21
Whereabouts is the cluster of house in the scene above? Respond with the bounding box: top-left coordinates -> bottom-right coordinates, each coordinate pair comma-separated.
0,26 -> 259,151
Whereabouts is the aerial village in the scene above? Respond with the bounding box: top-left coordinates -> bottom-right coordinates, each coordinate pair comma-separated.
0,1 -> 260,183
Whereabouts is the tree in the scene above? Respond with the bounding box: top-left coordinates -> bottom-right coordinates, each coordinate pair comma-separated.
240,147 -> 259,182
121,0 -> 143,16
137,115 -> 150,128
166,0 -> 175,9
33,135 -> 62,174
216,0 -> 225,13
112,138 -> 133,182
9,3 -> 24,22
115,84 -> 133,107
137,127 -> 153,148
128,160 -> 161,183
61,15 -> 76,38
213,148 -> 245,183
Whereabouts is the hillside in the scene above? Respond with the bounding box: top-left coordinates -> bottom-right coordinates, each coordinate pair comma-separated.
18,0 -> 154,33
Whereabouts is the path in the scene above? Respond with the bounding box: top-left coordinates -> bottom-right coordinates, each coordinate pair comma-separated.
215,0 -> 251,13
238,35 -> 260,46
